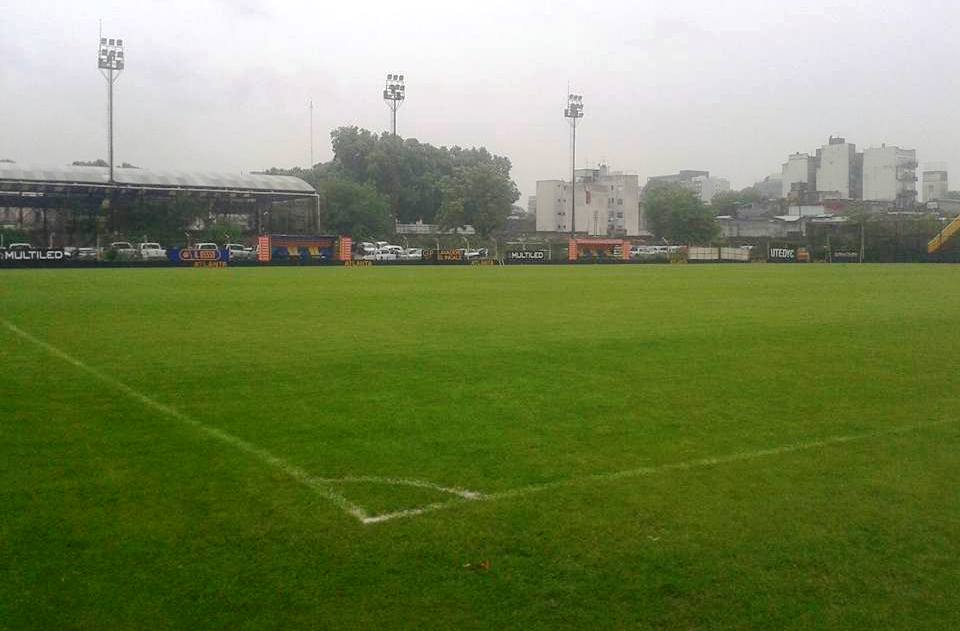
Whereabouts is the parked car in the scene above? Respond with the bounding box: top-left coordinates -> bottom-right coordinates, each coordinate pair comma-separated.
354,242 -> 378,260
401,247 -> 424,261
225,243 -> 254,261
455,248 -> 484,261
7,243 -> 33,251
374,245 -> 403,261
109,241 -> 137,260
138,242 -> 167,260
75,247 -> 99,261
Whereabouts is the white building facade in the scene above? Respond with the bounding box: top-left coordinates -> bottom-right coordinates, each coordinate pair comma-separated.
922,170 -> 948,202
536,165 -> 643,236
692,175 -> 730,204
862,146 -> 917,205
646,170 -> 730,204
816,137 -> 860,200
781,153 -> 817,198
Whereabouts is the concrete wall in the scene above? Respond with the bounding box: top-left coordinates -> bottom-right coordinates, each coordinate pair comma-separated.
717,218 -> 791,238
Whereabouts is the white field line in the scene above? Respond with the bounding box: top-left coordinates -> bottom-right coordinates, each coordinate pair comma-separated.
361,417 -> 959,525
319,475 -> 484,500
8,319 -> 956,528
1,319 -> 371,523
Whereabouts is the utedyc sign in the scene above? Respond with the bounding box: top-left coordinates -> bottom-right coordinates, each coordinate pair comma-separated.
768,248 -> 796,261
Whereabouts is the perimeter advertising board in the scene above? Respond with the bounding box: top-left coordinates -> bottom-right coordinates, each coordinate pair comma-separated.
506,250 -> 548,264
423,249 -> 464,263
768,247 -> 810,263
176,247 -> 227,267
0,248 -> 68,266
831,251 -> 859,262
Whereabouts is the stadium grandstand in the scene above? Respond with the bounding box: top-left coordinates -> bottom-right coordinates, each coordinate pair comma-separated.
0,163 -> 318,244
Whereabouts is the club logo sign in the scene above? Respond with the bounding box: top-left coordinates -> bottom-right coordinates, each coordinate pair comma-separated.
768,248 -> 796,261
507,250 -> 547,262
832,251 -> 859,261
179,248 -> 223,262
1,248 -> 66,262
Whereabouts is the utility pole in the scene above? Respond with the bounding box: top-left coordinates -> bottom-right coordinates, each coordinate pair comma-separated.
383,74 -> 406,136
97,26 -> 124,183
564,93 -> 584,236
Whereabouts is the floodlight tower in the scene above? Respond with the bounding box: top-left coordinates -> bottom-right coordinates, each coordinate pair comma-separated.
97,32 -> 125,183
309,98 -> 314,167
383,74 -> 406,136
564,93 -> 584,236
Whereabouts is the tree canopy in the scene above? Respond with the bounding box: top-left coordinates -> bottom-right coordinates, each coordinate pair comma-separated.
644,184 -> 720,244
265,127 -> 519,238
710,187 -> 764,215
319,179 -> 392,240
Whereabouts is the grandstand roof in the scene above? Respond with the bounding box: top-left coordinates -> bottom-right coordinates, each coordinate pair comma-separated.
0,164 -> 315,196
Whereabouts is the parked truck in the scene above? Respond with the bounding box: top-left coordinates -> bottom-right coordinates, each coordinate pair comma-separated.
138,242 -> 167,261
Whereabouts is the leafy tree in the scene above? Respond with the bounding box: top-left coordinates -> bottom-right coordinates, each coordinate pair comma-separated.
710,190 -> 742,215
670,200 -> 720,244
72,159 -> 109,167
711,188 -> 763,215
320,179 -> 392,239
0,158 -> 14,163
437,162 -> 519,238
266,126 -> 519,239
644,184 -> 719,244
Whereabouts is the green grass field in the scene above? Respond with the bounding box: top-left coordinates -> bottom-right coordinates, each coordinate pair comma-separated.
2,265 -> 959,629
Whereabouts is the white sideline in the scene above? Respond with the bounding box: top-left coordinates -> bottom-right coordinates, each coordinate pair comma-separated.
360,417 -> 959,525
2,319 -> 371,522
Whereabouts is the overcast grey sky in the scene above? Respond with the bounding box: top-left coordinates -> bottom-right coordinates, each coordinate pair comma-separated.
2,0 -> 958,200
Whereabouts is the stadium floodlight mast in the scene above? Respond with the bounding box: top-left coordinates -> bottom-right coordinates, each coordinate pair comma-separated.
383,74 -> 406,136
97,29 -> 125,184
564,93 -> 584,236
308,98 -> 314,167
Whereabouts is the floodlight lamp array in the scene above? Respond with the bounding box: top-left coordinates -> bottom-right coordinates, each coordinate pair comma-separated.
565,94 -> 584,119
383,73 -> 406,102
98,36 -> 125,71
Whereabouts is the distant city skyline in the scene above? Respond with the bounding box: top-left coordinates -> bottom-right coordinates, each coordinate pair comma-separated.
2,0 -> 959,201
